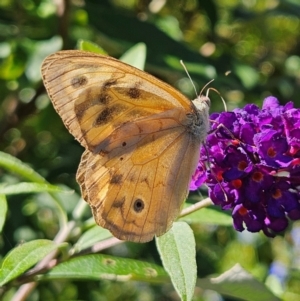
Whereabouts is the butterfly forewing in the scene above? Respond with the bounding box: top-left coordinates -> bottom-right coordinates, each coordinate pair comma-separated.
41,51 -> 192,149
41,50 -> 208,242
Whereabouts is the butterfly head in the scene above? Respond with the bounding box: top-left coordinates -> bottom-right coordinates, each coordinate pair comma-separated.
192,94 -> 210,111
192,94 -> 210,120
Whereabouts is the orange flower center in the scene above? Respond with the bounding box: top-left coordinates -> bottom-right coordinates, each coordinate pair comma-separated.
252,171 -> 263,182
238,206 -> 248,216
238,161 -> 247,171
216,170 -> 224,181
267,147 -> 276,158
272,189 -> 282,199
232,140 -> 240,146
232,179 -> 242,189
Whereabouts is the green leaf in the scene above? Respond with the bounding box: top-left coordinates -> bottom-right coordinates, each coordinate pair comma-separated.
77,40 -> 107,54
0,182 -> 72,195
0,151 -> 68,226
73,226 -> 113,253
119,42 -> 146,70
0,53 -> 25,80
165,55 -> 216,78
156,15 -> 183,41
41,254 -> 169,283
156,222 -> 196,301
0,194 -> 7,233
180,206 -> 233,226
197,264 -> 281,301
0,240 -> 60,286
0,151 -> 47,184
26,36 -> 62,83
234,64 -> 259,89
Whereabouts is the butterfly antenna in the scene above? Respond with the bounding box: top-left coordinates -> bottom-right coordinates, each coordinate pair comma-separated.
206,87 -> 228,112
199,79 -> 214,97
180,60 -> 198,97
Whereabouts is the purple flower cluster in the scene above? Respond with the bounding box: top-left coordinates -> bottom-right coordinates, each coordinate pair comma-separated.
191,96 -> 300,236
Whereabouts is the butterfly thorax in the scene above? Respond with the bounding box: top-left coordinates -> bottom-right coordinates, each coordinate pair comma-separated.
189,95 -> 210,143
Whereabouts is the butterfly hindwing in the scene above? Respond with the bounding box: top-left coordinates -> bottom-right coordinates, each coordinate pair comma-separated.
77,117 -> 201,242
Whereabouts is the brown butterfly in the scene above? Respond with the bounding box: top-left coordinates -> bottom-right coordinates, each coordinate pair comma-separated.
41,50 -> 210,242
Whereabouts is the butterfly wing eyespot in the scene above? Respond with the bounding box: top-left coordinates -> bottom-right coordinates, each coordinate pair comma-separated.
42,50 -> 210,242
133,199 -> 144,212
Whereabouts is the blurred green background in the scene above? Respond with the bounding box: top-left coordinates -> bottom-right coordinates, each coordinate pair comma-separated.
1,0 -> 300,300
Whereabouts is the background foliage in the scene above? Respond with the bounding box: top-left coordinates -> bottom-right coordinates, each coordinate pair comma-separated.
1,0 -> 300,300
